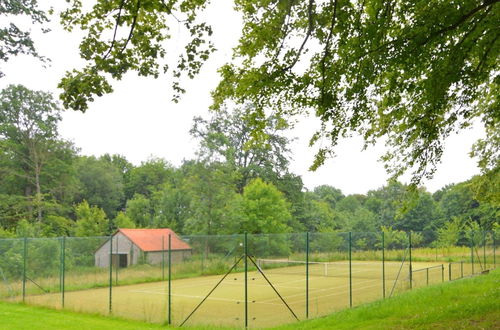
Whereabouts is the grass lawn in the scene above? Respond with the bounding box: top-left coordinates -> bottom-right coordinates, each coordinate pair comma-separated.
0,269 -> 498,330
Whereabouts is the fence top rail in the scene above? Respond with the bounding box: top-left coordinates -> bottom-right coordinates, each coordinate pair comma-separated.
257,259 -> 395,267
449,260 -> 466,265
412,264 -> 444,273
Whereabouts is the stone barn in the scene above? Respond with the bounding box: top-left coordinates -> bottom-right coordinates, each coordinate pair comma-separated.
94,228 -> 192,268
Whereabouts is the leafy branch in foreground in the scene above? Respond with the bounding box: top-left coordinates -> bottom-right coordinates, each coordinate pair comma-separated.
57,0 -> 215,111
0,0 -> 50,77
58,0 -> 500,185
212,0 -> 500,185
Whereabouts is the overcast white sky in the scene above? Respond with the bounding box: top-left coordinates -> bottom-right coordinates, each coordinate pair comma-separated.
0,1 -> 484,195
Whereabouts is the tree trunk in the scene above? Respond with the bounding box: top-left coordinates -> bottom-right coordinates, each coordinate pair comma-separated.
35,165 -> 42,222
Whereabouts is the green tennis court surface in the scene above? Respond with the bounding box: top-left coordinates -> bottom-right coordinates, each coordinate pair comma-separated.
17,260 -> 451,328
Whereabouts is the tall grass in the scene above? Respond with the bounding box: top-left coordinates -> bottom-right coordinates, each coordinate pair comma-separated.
0,255 -> 237,298
291,246 -> 495,263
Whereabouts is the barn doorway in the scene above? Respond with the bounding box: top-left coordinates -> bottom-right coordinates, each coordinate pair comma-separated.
112,254 -> 128,268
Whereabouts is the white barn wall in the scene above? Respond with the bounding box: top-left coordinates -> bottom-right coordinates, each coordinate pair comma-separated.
94,232 -> 141,267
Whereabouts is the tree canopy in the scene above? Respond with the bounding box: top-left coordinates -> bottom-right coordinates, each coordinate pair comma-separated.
51,0 -> 500,185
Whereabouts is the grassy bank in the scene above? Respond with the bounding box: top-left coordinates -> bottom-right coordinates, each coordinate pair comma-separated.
1,268 -> 498,329
276,268 -> 499,330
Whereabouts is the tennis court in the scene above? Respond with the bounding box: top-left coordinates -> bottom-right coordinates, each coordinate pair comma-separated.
1,231 -> 495,328
20,259 -> 448,328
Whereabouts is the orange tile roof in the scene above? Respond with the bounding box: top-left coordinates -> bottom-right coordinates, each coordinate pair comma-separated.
118,228 -> 191,252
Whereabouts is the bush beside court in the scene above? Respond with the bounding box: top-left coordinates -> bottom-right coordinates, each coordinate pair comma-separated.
1,269 -> 498,330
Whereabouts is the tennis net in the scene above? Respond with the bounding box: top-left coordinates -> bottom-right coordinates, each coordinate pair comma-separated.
256,258 -> 407,280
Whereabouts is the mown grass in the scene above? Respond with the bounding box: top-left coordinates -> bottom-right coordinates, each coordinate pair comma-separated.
1,268 -> 498,329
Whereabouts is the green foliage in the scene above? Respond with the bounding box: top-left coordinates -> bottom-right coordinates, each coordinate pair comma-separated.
436,217 -> 463,247
124,158 -> 173,200
74,201 -> 109,237
151,183 -> 190,232
5,0 -> 494,192
0,226 -> 14,238
41,215 -> 74,237
58,0 -> 215,111
396,191 -> 439,232
437,182 -> 499,230
378,226 -> 408,250
75,156 -> 125,217
0,0 -> 49,78
183,162 -> 239,235
0,194 -> 30,230
310,229 -> 345,253
125,194 -> 152,228
0,85 -> 64,222
312,185 -> 344,209
112,211 -> 135,230
299,195 -> 338,232
0,84 -> 497,239
237,178 -> 292,234
15,219 -> 43,238
469,167 -> 500,207
211,0 -> 500,185
191,104 -> 292,192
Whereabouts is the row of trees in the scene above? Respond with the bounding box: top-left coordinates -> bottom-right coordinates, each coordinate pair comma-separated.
1,85 -> 498,241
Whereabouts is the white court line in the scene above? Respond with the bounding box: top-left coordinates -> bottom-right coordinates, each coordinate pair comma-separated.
129,276 -> 384,310
287,281 -> 383,306
127,271 -> 384,308
267,281 -> 383,307
128,290 -> 283,306
128,274 -> 307,293
259,278 -> 379,304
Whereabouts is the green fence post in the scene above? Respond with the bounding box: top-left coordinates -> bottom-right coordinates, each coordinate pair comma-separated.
22,237 -> 27,303
382,231 -> 385,299
201,236 -> 207,274
471,231 -> 474,275
306,232 -> 309,319
441,264 -> 444,282
168,234 -> 172,325
162,235 -> 165,281
349,232 -> 352,308
494,233 -> 496,268
109,235 -> 113,314
59,237 -> 62,298
448,263 -> 451,281
115,235 -> 119,285
426,268 -> 429,286
244,232 -> 248,328
483,231 -> 486,270
60,236 -> 66,308
62,236 -> 65,308
409,232 -> 412,289
461,261 -> 464,278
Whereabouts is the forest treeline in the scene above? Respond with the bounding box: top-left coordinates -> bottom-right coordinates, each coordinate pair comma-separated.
0,85 -> 498,242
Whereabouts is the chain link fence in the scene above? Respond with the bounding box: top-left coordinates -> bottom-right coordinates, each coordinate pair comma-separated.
0,230 -> 496,328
